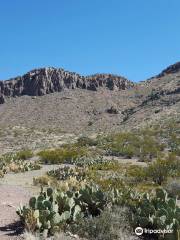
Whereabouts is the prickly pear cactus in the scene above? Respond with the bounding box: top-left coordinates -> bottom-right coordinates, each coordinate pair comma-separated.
131,188 -> 180,239
17,184 -> 108,236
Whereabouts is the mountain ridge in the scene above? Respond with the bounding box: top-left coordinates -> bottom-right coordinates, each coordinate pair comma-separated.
156,61 -> 180,78
0,61 -> 179,149
0,67 -> 134,104
0,61 -> 180,105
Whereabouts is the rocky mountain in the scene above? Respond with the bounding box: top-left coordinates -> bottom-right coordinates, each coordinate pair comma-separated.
0,62 -> 179,153
156,61 -> 180,77
0,68 -> 134,104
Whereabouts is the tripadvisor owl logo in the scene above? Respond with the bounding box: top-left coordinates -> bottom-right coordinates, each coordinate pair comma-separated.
135,227 -> 174,236
135,227 -> 143,236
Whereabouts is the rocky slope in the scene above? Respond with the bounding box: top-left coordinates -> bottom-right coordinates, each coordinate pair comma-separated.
119,62 -> 180,126
0,62 -> 179,153
156,61 -> 180,77
0,68 -> 134,103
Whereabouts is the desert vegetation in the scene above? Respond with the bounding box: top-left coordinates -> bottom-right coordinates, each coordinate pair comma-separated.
0,119 -> 179,239
0,151 -> 41,178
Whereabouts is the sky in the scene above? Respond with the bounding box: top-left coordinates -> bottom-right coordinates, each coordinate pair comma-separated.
0,0 -> 180,82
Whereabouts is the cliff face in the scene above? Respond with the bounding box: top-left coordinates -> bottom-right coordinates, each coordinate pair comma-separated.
0,68 -> 134,103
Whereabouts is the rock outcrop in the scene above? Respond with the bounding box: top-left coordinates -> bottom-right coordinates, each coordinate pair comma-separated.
0,95 -> 5,104
157,62 -> 180,77
0,67 -> 134,103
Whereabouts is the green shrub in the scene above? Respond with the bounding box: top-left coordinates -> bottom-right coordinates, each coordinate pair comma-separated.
105,132 -> 139,158
126,154 -> 180,186
92,177 -> 125,191
0,152 -> 18,163
70,206 -> 133,240
138,134 -> 164,161
169,133 -> 180,156
88,159 -> 120,171
38,147 -> 87,164
125,165 -> 147,184
76,136 -> 98,147
0,170 -> 4,178
16,149 -> 33,160
145,154 -> 180,185
33,175 -> 52,187
103,130 -> 164,160
47,166 -> 87,182
166,180 -> 180,199
69,156 -> 108,167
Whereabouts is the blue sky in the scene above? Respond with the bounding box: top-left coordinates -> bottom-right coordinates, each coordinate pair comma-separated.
0,0 -> 180,82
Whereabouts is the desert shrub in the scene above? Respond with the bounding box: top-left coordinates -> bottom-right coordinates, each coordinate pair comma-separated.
0,151 -> 37,177
38,147 -> 87,164
69,206 -> 134,240
47,166 -> 87,182
105,142 -> 136,158
169,133 -> 180,156
23,230 -> 85,240
69,156 -> 113,168
145,154 -> 180,185
88,159 -> 121,171
138,134 -> 164,161
166,180 -> 180,199
92,177 -> 125,191
135,182 -> 159,193
16,149 -> 33,160
104,132 -> 140,158
125,165 -> 147,184
125,154 -> 180,186
0,152 -> 18,163
147,90 -> 161,101
33,175 -> 52,186
9,161 -> 41,173
0,152 -> 41,177
0,170 -> 4,178
76,136 -> 98,147
103,130 -> 164,160
33,175 -> 86,192
0,150 -> 33,162
143,161 -> 168,185
125,154 -> 180,185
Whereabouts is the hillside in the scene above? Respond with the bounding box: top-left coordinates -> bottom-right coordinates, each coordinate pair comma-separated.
0,63 -> 180,142
0,62 -> 179,154
0,63 -> 180,240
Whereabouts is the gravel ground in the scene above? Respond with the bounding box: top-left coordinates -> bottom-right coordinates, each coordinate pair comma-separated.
0,185 -> 29,240
0,165 -> 60,240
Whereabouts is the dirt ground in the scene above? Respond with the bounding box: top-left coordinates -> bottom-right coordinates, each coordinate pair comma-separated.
0,165 -> 60,240
0,185 -> 29,240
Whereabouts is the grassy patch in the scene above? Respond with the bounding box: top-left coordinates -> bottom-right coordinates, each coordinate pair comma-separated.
103,129 -> 165,161
38,146 -> 88,164
16,149 -> 34,160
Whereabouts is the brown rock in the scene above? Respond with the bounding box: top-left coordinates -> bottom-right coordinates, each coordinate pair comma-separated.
0,68 -> 134,102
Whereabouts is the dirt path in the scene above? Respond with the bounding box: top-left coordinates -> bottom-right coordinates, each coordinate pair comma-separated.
0,165 -> 60,240
0,185 -> 29,240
